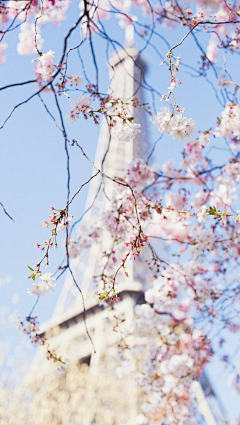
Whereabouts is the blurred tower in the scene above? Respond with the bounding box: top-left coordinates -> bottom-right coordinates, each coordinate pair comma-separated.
39,34 -> 228,425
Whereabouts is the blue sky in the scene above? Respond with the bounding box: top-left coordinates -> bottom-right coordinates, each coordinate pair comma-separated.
0,1 -> 239,420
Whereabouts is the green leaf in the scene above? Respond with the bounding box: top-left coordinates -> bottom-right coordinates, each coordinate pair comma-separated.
27,265 -> 34,271
99,291 -> 109,301
208,205 -> 219,216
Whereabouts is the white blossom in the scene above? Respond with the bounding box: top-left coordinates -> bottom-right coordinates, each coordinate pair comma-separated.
153,107 -> 195,141
36,50 -> 55,81
69,75 -> 83,87
197,205 -> 209,223
215,102 -> 240,139
27,273 -> 56,296
115,121 -> 141,142
66,94 -> 92,122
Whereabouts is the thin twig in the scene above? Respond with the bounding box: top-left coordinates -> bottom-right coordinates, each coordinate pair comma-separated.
0,202 -> 14,222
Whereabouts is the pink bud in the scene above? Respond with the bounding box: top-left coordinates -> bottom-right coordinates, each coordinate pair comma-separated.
49,213 -> 56,222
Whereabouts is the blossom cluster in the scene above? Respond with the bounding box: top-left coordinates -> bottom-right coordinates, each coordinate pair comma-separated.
66,94 -> 92,122
153,107 -> 195,140
68,75 -> 83,87
19,316 -> 69,374
17,22 -> 43,56
19,316 -> 44,345
26,207 -> 75,296
42,207 -> 75,235
27,272 -> 56,296
114,121 -> 141,142
116,265 -> 212,424
125,159 -> 157,190
35,50 -> 55,82
215,102 -> 240,140
66,88 -> 144,143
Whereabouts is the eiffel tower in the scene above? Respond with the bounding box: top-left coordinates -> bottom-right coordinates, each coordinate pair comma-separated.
38,29 -> 228,425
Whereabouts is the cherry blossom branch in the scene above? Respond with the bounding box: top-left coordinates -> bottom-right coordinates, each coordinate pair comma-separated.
65,171 -> 100,210
68,265 -> 96,353
0,202 -> 14,222
0,79 -> 36,92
